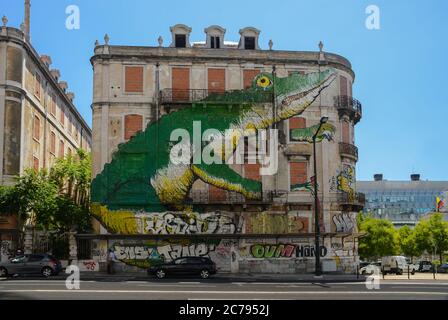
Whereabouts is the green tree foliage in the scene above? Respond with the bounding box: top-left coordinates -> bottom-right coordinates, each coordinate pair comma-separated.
358,215 -> 398,260
397,225 -> 422,262
414,213 -> 448,263
0,150 -> 92,235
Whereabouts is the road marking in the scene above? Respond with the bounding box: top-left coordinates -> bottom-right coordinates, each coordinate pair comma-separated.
138,284 -> 217,288
0,289 -> 446,296
178,282 -> 201,284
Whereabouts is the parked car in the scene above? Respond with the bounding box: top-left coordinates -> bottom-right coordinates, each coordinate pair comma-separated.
360,262 -> 381,275
381,256 -> 417,275
0,254 -> 62,278
437,263 -> 448,273
417,261 -> 434,273
148,257 -> 217,279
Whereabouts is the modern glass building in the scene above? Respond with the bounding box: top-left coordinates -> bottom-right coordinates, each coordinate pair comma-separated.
356,174 -> 448,227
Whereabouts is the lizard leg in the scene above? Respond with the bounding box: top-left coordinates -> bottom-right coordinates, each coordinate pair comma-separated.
192,163 -> 262,200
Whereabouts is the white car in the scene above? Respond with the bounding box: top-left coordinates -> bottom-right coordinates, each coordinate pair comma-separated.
360,263 -> 381,275
382,256 -> 417,275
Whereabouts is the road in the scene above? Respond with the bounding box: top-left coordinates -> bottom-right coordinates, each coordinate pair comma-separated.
0,278 -> 447,300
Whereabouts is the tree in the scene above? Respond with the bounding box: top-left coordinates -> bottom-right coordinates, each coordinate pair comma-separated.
397,225 -> 422,262
358,215 -> 399,260
414,213 -> 448,263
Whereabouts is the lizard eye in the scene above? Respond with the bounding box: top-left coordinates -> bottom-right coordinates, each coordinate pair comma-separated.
256,76 -> 272,89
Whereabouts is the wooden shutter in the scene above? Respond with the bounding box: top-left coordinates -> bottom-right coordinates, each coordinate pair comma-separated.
125,66 -> 144,93
289,117 -> 306,130
124,114 -> 143,140
50,132 -> 56,154
59,140 -> 64,158
209,185 -> 227,202
172,67 -> 190,101
244,164 -> 261,182
33,157 -> 39,171
33,115 -> 40,141
290,162 -> 308,187
208,68 -> 225,93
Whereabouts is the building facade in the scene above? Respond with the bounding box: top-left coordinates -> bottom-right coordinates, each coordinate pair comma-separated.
0,16 -> 92,254
357,174 -> 448,227
88,24 -> 364,274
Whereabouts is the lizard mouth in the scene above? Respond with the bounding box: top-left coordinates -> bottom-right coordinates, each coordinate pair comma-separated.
278,72 -> 336,108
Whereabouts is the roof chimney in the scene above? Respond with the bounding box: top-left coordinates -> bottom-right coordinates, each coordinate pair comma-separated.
374,174 -> 383,181
50,69 -> 60,81
58,81 -> 68,92
40,55 -> 52,68
24,0 -> 31,41
411,174 -> 420,181
66,92 -> 75,102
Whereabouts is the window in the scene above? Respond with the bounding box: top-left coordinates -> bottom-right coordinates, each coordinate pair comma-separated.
174,258 -> 188,265
125,66 -> 144,93
60,107 -> 65,126
59,140 -> 64,158
210,36 -> 220,49
50,132 -> 56,154
290,162 -> 308,191
34,73 -> 41,99
172,67 -> 190,101
175,34 -> 187,48
68,148 -> 72,157
33,157 -> 39,171
342,121 -> 350,144
289,117 -> 306,142
208,68 -> 225,93
244,37 -> 256,50
50,94 -> 56,116
340,75 -> 348,97
243,69 -> 260,89
33,115 -> 40,141
124,114 -> 143,140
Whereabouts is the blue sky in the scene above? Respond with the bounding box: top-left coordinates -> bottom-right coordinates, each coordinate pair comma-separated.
2,0 -> 447,181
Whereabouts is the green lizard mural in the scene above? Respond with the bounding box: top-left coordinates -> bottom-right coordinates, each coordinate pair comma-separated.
91,69 -> 337,232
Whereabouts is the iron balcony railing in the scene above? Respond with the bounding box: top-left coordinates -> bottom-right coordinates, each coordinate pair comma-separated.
189,190 -> 274,204
339,142 -> 359,160
334,95 -> 362,123
335,192 -> 366,206
159,89 -> 273,104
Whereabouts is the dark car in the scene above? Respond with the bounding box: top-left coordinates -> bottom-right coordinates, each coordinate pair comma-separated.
0,254 -> 62,278
437,263 -> 448,273
148,257 -> 217,279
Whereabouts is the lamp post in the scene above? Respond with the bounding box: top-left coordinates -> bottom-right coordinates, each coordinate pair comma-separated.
313,116 -> 329,277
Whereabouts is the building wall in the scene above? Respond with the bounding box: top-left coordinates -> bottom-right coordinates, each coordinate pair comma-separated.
90,27 -> 362,273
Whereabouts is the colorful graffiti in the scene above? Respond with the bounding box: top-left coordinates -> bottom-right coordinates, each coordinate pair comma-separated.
330,165 -> 356,201
91,70 -> 337,216
249,243 -> 328,259
290,122 -> 336,143
244,213 -> 308,234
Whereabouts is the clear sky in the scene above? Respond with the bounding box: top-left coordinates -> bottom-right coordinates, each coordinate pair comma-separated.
2,0 -> 447,181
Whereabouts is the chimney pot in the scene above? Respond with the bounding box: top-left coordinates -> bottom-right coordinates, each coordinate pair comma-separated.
58,81 -> 68,92
50,69 -> 60,81
66,92 -> 75,102
40,55 -> 52,67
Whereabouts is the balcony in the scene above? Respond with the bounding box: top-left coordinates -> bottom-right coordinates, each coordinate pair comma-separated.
159,89 -> 273,105
339,142 -> 358,161
334,95 -> 362,124
334,192 -> 366,211
189,190 -> 274,205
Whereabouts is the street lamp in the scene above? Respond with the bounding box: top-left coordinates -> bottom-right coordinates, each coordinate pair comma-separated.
313,116 -> 328,277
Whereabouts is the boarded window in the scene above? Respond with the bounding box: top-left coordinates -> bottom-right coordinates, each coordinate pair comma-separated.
50,94 -> 56,116
34,74 -> 41,99
33,157 -> 39,171
59,140 -> 65,158
60,107 -> 65,126
208,68 -> 225,93
289,117 -> 306,130
50,132 -> 56,154
124,114 -> 143,140
290,162 -> 308,189
125,66 -> 144,93
245,164 -> 261,182
340,75 -> 348,97
33,115 -> 40,141
243,70 -> 260,89
209,185 -> 227,202
172,68 -> 190,101
342,121 -> 350,144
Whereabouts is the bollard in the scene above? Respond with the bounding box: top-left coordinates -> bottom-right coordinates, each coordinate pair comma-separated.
356,265 -> 359,279
382,267 -> 385,280
408,265 -> 410,280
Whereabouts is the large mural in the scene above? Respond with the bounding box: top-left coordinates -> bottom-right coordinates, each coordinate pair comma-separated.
90,69 -> 345,271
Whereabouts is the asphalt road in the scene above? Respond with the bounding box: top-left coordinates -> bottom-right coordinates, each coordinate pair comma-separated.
0,278 -> 447,300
